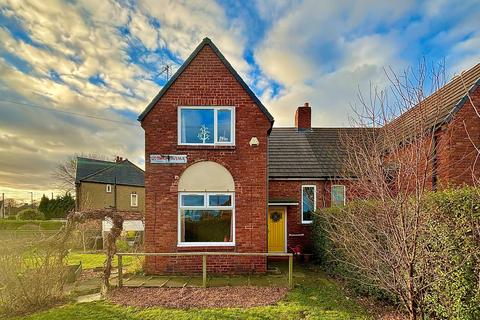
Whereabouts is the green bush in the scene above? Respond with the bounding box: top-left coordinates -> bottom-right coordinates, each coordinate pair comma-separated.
422,187 -> 480,319
16,209 -> 45,221
0,220 -> 64,230
312,205 -> 395,303
312,187 -> 480,319
38,193 -> 75,220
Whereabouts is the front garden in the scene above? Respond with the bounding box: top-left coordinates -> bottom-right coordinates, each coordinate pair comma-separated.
16,263 -> 376,320
1,187 -> 479,319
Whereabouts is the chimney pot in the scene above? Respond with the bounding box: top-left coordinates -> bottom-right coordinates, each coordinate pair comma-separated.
295,102 -> 312,130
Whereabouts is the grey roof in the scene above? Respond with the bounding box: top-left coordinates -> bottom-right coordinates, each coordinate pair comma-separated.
268,128 -> 367,179
137,37 -> 274,128
76,157 -> 144,187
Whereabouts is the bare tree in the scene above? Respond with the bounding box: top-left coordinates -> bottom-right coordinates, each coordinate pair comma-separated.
52,153 -> 110,193
52,155 -> 76,193
320,62 -> 447,320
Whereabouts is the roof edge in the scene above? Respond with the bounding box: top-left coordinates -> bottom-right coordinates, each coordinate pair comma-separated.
137,37 -> 274,126
443,77 -> 480,124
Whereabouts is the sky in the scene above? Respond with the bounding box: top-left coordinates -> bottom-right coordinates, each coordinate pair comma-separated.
0,0 -> 479,202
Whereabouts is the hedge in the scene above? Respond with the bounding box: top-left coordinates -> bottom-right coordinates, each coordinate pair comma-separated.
312,187 -> 480,319
16,209 -> 45,221
0,220 -> 65,230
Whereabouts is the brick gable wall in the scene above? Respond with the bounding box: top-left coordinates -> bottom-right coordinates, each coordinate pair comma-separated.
440,87 -> 480,186
141,45 -> 271,274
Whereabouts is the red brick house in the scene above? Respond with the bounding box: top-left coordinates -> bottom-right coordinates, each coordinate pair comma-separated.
139,38 -> 480,274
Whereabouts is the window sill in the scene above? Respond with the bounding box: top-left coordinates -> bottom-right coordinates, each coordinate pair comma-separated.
301,221 -> 313,225
177,242 -> 235,247
177,145 -> 236,151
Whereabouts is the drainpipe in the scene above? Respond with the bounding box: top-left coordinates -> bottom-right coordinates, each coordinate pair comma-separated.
114,177 -> 117,209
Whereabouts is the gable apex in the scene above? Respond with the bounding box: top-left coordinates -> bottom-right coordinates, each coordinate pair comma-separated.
137,37 -> 274,125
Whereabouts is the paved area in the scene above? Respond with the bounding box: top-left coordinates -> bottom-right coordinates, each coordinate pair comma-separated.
70,261 -> 303,297
76,293 -> 103,303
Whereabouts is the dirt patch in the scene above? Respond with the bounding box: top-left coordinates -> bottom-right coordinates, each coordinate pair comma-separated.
77,269 -> 102,282
108,286 -> 288,309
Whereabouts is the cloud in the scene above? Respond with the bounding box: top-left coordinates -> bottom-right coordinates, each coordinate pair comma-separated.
254,0 -> 479,126
0,0 -> 479,201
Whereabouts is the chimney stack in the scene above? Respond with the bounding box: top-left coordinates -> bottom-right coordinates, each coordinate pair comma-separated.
295,102 -> 311,130
115,156 -> 123,163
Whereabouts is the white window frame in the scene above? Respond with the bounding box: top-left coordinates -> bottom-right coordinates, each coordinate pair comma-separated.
130,193 -> 138,207
177,106 -> 235,146
106,184 -> 112,193
331,185 -> 346,206
178,192 -> 235,247
301,185 -> 316,224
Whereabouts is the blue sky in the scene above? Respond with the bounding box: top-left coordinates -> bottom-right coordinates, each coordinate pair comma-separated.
0,0 -> 479,200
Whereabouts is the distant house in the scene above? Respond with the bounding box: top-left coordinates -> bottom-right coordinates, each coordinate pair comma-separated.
75,156 -> 145,213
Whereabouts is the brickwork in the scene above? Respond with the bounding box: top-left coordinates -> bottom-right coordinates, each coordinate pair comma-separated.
268,179 -> 351,251
141,44 -> 271,274
440,89 -> 480,186
295,103 -> 311,130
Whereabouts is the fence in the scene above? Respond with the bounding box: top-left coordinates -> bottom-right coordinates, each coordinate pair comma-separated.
117,252 -> 294,288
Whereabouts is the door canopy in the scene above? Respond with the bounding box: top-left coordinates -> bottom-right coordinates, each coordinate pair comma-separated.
178,161 -> 234,192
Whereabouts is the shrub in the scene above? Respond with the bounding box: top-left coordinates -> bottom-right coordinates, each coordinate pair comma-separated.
422,187 -> 480,319
16,209 -> 45,220
0,220 -> 64,230
312,187 -> 480,319
0,241 -> 68,316
312,205 -> 395,303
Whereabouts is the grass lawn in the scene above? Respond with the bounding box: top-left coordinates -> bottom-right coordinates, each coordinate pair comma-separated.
19,266 -> 373,320
67,252 -> 135,269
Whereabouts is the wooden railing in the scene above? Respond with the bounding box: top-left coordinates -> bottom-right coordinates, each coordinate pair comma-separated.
117,252 -> 294,288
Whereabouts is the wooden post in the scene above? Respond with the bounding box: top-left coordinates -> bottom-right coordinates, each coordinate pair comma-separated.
118,254 -> 123,288
288,254 -> 293,288
202,255 -> 207,288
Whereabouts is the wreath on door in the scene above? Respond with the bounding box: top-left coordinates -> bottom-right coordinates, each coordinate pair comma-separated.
270,211 -> 281,222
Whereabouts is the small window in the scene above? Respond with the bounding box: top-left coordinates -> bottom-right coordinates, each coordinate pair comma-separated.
130,193 -> 138,207
301,185 -> 316,224
208,194 -> 232,207
178,107 -> 235,145
331,185 -> 346,206
181,194 -> 205,207
106,184 -> 112,193
179,192 -> 234,245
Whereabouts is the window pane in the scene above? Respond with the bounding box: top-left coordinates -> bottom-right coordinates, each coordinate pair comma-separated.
180,109 -> 215,144
302,186 -> 315,221
181,194 -> 204,206
217,109 -> 232,142
181,210 -> 232,242
331,186 -> 345,206
209,194 -> 232,207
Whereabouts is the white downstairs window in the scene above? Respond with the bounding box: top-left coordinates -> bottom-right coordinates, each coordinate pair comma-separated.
331,185 -> 346,206
301,185 -> 316,224
178,106 -> 235,146
178,193 -> 234,246
130,193 -> 138,207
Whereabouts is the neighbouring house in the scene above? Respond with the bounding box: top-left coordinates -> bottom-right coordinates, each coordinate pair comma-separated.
76,156 -> 145,212
75,156 -> 146,247
139,37 -> 480,274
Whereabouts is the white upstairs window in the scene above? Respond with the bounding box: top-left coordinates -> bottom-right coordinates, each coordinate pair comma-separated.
178,106 -> 235,146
